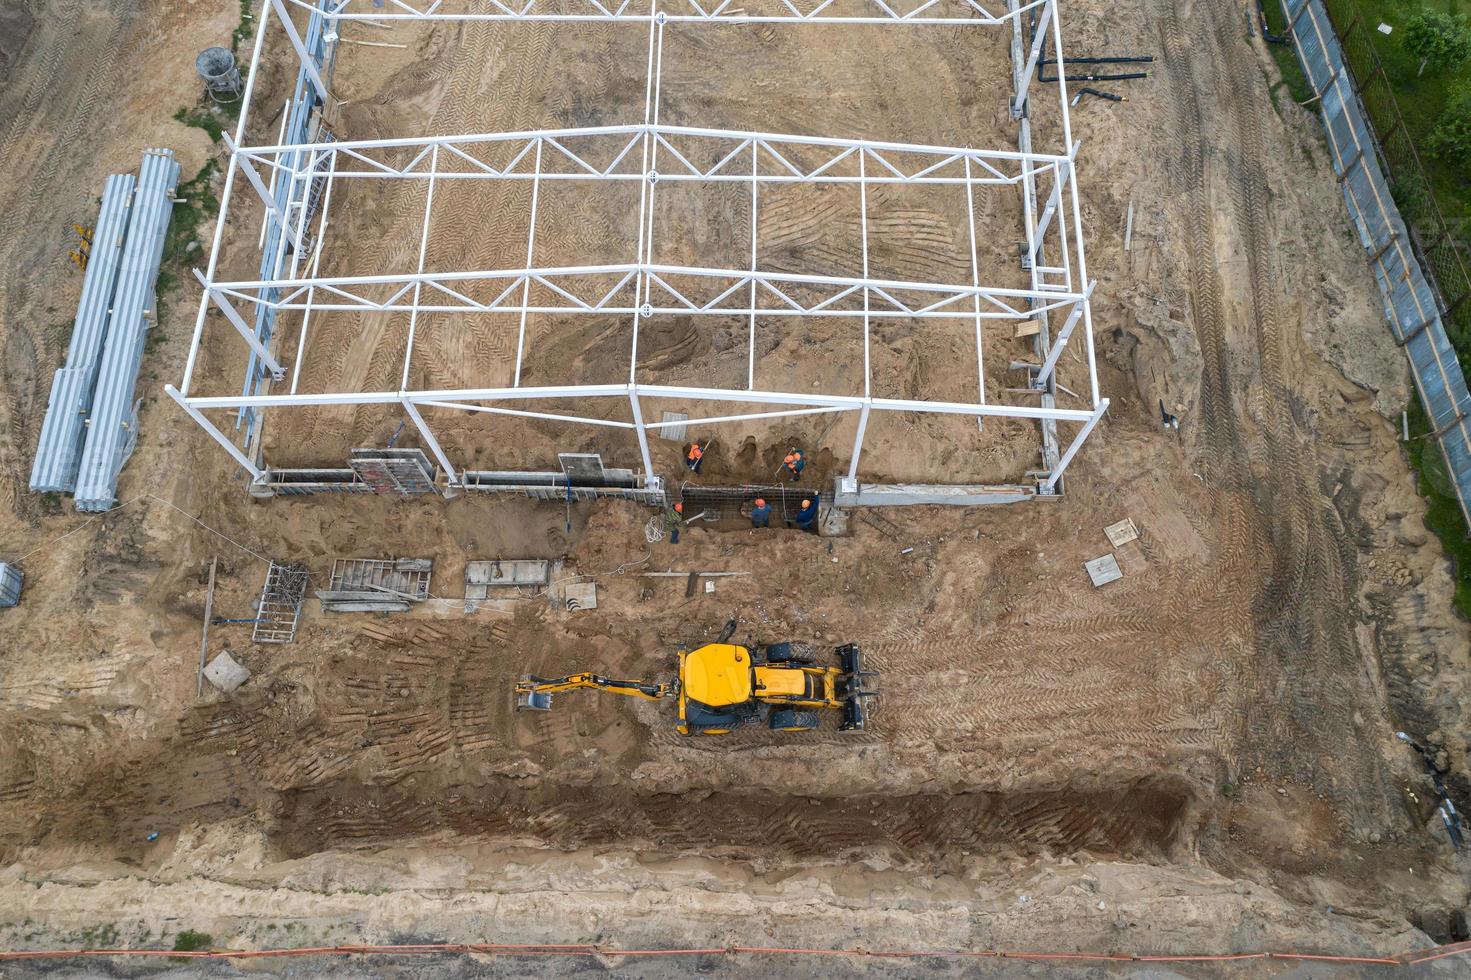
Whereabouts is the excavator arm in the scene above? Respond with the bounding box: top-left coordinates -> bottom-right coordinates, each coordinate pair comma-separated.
515,672 -> 671,711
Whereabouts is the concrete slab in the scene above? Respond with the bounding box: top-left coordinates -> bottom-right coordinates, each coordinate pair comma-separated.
1084,554 -> 1123,587
203,650 -> 252,694
1104,518 -> 1139,548
466,559 -> 550,599
565,582 -> 598,612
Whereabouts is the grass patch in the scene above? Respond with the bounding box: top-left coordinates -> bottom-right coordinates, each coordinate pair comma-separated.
1405,396 -> 1471,619
152,157 -> 220,333
173,105 -> 224,145
1331,0 -> 1471,222
1261,3 -> 1319,108
172,929 -> 214,952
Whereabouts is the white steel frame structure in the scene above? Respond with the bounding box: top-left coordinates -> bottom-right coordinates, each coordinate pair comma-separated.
172,0 -> 1107,496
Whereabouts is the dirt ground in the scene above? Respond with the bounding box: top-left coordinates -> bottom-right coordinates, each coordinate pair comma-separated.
2,0 -> 1471,971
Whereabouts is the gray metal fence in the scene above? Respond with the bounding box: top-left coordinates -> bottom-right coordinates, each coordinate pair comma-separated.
1285,0 -> 1471,528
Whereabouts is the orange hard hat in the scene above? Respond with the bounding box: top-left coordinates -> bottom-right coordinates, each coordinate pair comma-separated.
674,502 -> 683,512
754,498 -> 765,507
801,499 -> 812,507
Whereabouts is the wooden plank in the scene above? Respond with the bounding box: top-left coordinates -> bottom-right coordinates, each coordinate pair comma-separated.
197,556 -> 218,698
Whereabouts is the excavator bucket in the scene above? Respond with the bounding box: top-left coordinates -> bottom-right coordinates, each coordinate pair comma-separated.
835,644 -> 879,732
517,691 -> 553,711
515,675 -> 554,711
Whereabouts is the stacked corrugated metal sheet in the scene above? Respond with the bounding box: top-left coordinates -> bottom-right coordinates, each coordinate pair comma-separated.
29,173 -> 136,493
0,562 -> 21,608
72,149 -> 180,512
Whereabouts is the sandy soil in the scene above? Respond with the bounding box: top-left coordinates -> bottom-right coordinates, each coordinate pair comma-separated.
1,0 -> 1470,968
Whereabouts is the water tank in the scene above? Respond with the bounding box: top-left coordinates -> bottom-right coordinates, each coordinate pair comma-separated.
195,46 -> 242,101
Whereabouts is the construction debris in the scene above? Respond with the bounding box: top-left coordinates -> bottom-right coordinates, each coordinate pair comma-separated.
202,650 -> 251,694
197,557 -> 217,696
0,562 -> 22,608
317,557 -> 431,613
252,562 -> 309,642
564,582 -> 597,612
1084,554 -> 1123,587
1104,518 -> 1139,548
465,560 -> 550,599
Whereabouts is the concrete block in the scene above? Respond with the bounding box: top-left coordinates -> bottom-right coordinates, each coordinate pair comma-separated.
203,650 -> 252,694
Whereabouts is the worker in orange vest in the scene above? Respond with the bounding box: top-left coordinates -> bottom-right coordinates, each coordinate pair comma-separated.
783,449 -> 805,482
663,501 -> 686,544
686,441 -> 704,473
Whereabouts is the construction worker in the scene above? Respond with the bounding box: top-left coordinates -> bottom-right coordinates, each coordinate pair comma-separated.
664,502 -> 686,544
686,441 -> 704,473
784,449 -> 805,482
749,497 -> 771,529
790,497 -> 819,533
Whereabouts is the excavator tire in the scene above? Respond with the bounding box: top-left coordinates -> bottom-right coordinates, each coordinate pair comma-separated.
763,642 -> 817,666
770,709 -> 820,732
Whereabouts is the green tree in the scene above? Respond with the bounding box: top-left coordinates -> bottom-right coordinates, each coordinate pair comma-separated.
1404,10 -> 1471,76
1428,83 -> 1471,168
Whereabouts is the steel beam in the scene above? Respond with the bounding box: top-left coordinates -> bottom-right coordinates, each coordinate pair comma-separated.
1011,0 -> 1054,116
269,0 -> 330,104
166,385 -> 266,480
194,270 -> 286,379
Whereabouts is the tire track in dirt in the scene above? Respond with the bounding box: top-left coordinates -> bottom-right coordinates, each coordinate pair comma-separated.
1150,0 -> 1394,830
270,775 -> 1193,864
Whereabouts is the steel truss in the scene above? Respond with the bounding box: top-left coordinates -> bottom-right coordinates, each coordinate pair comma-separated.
176,0 -> 1107,497
285,0 -> 1052,25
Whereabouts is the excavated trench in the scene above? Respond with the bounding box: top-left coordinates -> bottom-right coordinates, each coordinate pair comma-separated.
272,775 -> 1199,866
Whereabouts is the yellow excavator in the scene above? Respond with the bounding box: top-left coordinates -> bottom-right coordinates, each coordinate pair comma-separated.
515,619 -> 878,735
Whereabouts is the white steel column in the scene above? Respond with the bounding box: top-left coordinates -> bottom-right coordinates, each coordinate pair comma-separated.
1051,3 -> 1103,408
627,385 -> 657,481
166,385 -> 266,481
848,148 -> 873,482
268,0 -> 331,103
845,402 -> 871,485
291,145 -> 339,393
747,139 -> 758,389
401,397 -> 460,486
514,138 -> 545,386
182,0 -> 273,395
1042,398 -> 1108,492
963,156 -> 986,429
401,144 -> 441,390
194,270 -> 286,379
628,8 -> 666,385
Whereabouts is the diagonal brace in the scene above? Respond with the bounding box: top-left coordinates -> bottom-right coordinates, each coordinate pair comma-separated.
1033,281 -> 1094,388
195,269 -> 286,379
1011,0 -> 1054,117
269,0 -> 330,104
